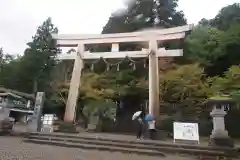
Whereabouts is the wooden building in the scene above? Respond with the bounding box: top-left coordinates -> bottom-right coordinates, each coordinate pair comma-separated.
0,88 -> 34,123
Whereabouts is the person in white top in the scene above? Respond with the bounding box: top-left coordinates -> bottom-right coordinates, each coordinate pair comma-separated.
148,120 -> 156,139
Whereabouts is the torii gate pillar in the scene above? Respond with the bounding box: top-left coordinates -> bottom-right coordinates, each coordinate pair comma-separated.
64,44 -> 84,122
149,40 -> 160,119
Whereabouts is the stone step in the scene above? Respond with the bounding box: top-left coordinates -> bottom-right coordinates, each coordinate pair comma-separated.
26,132 -> 239,153
24,138 -> 165,157
24,135 -> 234,157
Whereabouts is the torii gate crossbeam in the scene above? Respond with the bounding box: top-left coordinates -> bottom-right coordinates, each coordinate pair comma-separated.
52,25 -> 193,123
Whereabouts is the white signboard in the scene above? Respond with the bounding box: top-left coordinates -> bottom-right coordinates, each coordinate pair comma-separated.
43,114 -> 54,125
173,122 -> 199,143
148,121 -> 155,130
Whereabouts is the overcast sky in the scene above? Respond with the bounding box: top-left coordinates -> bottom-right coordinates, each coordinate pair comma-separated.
0,0 -> 238,55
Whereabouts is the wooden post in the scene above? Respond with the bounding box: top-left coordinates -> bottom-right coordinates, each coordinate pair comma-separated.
148,40 -> 160,119
156,56 -> 160,115
64,44 -> 84,122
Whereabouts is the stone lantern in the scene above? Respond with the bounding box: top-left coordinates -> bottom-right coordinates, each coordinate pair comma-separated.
204,95 -> 235,147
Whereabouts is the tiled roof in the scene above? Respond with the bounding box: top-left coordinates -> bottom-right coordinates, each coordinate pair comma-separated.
0,87 -> 34,99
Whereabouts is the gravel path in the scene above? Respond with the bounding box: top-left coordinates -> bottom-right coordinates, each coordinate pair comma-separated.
0,137 -> 197,160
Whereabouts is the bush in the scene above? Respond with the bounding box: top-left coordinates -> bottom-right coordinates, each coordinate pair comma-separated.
0,119 -> 13,133
56,121 -> 77,133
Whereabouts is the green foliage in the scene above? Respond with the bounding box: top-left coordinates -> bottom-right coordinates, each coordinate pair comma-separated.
198,18 -> 210,26
182,3 -> 240,76
103,0 -> 186,34
210,3 -> 240,30
0,18 -> 59,94
183,23 -> 240,76
198,3 -> 240,30
210,65 -> 240,94
208,65 -> 240,109
83,100 -> 117,120
230,90 -> 240,106
0,48 -> 16,67
160,64 -> 210,114
80,72 -> 116,101
215,24 -> 240,69
0,53 -> 22,89
183,26 -> 223,66
19,17 -> 59,93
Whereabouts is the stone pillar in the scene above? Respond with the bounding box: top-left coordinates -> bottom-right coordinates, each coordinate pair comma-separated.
27,92 -> 45,132
148,39 -> 160,119
209,106 -> 234,147
0,106 -> 4,120
0,98 -> 10,120
64,44 -> 84,123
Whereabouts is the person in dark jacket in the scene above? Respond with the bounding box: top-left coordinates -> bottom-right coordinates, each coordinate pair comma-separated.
136,117 -> 143,139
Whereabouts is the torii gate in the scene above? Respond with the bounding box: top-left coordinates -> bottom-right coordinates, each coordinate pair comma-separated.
52,25 -> 193,123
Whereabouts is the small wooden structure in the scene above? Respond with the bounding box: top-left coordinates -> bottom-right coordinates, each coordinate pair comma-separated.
0,88 -> 34,123
52,25 -> 193,122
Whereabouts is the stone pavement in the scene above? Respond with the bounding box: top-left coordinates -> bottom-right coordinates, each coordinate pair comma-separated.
0,137 -> 197,160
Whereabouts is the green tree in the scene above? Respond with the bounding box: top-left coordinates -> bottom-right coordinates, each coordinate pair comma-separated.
210,65 -> 240,95
103,0 -> 186,34
208,65 -> 240,110
198,18 -> 210,26
211,24 -> 240,73
183,3 -> 240,76
15,17 -> 59,93
0,48 -> 21,89
159,64 -> 210,115
183,23 -> 240,76
210,3 -> 240,30
183,26 -> 223,67
0,48 -> 16,73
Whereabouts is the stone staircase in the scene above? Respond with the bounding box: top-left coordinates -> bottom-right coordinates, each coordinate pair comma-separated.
23,132 -> 239,159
